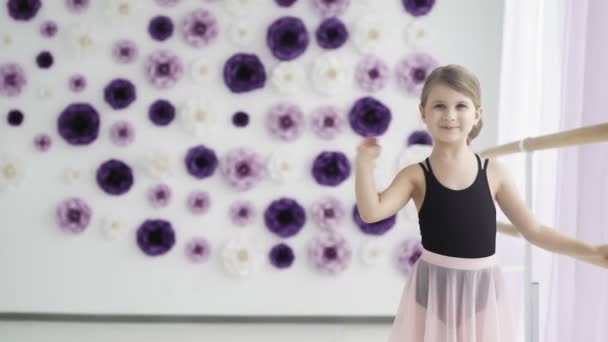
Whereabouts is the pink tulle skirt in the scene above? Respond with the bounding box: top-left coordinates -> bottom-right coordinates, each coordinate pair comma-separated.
387,248 -> 515,342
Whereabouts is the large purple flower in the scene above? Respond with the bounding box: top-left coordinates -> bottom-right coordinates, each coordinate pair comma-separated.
355,55 -> 389,92
7,0 -> 41,21
308,231 -> 351,275
148,15 -> 174,41
311,151 -> 351,186
310,105 -> 344,140
96,159 -> 134,195
144,50 -> 184,89
229,200 -> 256,226
148,99 -> 175,126
407,129 -> 433,146
136,219 -> 176,256
0,63 -> 27,97
185,237 -> 211,263
395,52 -> 438,96
221,148 -> 266,191
104,78 -> 137,110
223,53 -> 266,93
267,102 -> 305,141
267,16 -> 309,61
56,197 -> 92,234
402,0 -> 435,17
310,195 -> 344,230
112,40 -> 138,64
275,0 -> 297,6
7,110 -> 24,126
269,243 -> 295,269
184,144 -> 218,179
264,197 -> 306,238
396,238 -> 423,274
352,205 -> 396,235
316,17 -> 348,50
181,8 -> 218,48
348,96 -> 392,137
57,103 -> 100,145
311,0 -> 349,17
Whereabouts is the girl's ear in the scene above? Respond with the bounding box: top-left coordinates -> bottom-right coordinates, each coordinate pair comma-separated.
476,107 -> 483,124
419,103 -> 425,121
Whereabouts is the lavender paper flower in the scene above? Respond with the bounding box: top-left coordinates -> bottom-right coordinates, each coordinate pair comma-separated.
223,53 -> 266,93
348,96 -> 392,137
147,183 -> 172,208
310,106 -> 343,140
267,16 -> 309,61
33,133 -> 52,152
149,15 -> 174,41
104,78 -> 136,110
148,99 -> 175,126
112,40 -> 138,64
0,63 -> 27,97
68,74 -> 87,92
308,231 -> 351,275
355,55 -> 389,92
311,0 -> 349,17
65,0 -> 89,13
221,148 -> 266,191
40,20 -> 58,38
56,197 -> 92,234
269,243 -> 295,269
96,159 -> 134,195
185,237 -> 211,263
7,0 -> 41,21
57,103 -> 100,145
136,219 -> 175,256
109,121 -> 135,146
310,195 -> 344,230
352,205 -> 396,235
395,52 -> 438,96
407,130 -> 432,146
264,197 -> 306,238
229,200 -> 256,226
184,144 -> 218,179
187,190 -> 211,215
181,8 -> 218,48
396,238 -> 423,274
316,17 -> 348,50
144,50 -> 184,89
402,0 -> 435,17
311,151 -> 351,186
267,103 -> 305,141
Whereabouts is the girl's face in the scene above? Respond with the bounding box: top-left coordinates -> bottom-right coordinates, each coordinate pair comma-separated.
419,82 -> 481,145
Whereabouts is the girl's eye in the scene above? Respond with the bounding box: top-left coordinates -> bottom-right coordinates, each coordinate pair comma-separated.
457,104 -> 468,108
433,104 -> 445,109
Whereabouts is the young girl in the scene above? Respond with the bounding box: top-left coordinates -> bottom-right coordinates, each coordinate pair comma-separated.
355,64 -> 608,341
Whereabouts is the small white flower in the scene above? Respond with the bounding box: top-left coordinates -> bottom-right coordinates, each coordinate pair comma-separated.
142,149 -> 174,180
267,150 -> 302,183
224,0 -> 261,17
100,215 -> 125,240
65,24 -> 96,60
179,98 -> 218,137
228,21 -> 254,46
189,57 -> 213,85
221,234 -> 263,278
271,61 -> 306,95
35,84 -> 53,99
360,239 -> 383,266
0,154 -> 26,192
105,0 -> 140,24
352,15 -> 385,54
312,53 -> 349,95
404,20 -> 429,48
1,33 -> 13,47
63,167 -> 83,185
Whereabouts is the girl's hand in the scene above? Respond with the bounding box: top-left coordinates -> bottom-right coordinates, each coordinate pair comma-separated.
579,244 -> 608,269
596,244 -> 608,260
356,136 -> 381,162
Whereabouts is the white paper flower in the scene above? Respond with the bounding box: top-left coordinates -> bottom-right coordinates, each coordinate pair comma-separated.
105,0 -> 141,24
224,0 -> 261,17
267,150 -> 302,183
35,84 -> 53,99
360,239 -> 383,266
0,154 -> 26,192
1,33 -> 13,47
270,61 -> 306,95
352,15 -> 384,54
142,149 -> 174,180
221,234 -> 263,278
65,24 -> 96,60
404,20 -> 429,48
228,21 -> 254,46
63,167 -> 83,185
179,98 -> 218,137
99,215 -> 125,240
312,53 -> 349,95
189,57 -> 213,85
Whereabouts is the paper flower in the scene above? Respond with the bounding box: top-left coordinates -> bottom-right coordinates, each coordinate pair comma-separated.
267,102 -> 305,141
348,96 -> 392,137
395,52 -> 438,96
269,243 -> 295,269
149,15 -> 174,41
264,197 -> 306,238
100,214 -> 125,240
352,204 -> 396,235
147,183 -> 172,209
56,197 -> 92,234
63,167 -> 83,185
33,133 -> 52,152
267,16 -> 309,61
310,105 -> 344,140
396,238 -> 423,274
0,63 -> 27,97
220,148 -> 266,191
96,159 -> 134,196
402,0 -> 435,17
352,15 -> 384,53
187,190 -> 211,215
308,231 -> 352,275
65,0 -> 90,13
148,99 -> 175,126
270,61 -> 305,95
355,55 -> 389,92
228,21 -> 254,46
185,237 -> 212,263
65,24 -> 96,60
7,110 -> 24,126
142,149 -> 174,180
0,154 -> 26,191
104,78 -> 136,110
316,17 -> 348,49
189,57 -> 212,85
311,151 -> 351,186
275,0 -> 296,6
36,51 -> 53,69
179,98 -> 218,137
312,53 -> 348,95
404,20 -> 429,48
35,84 -> 53,99
112,39 -> 138,64
144,50 -> 184,89
7,0 -> 41,21
105,0 -> 140,24
136,219 -> 176,256
311,0 -> 349,17
40,20 -> 58,38
232,111 -> 249,127
267,150 -> 302,183
310,195 -> 344,230
407,129 -> 433,146
181,8 -> 218,48
223,53 -> 266,93
68,74 -> 87,92
229,200 -> 256,226
360,239 -> 383,266
57,103 -> 100,145
184,144 -> 218,179
221,234 -> 263,277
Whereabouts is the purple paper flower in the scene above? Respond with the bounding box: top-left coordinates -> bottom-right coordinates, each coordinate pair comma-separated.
311,151 -> 351,186
396,238 -> 423,273
185,237 -> 211,263
104,78 -> 136,110
316,17 -> 348,49
355,55 -> 389,92
223,53 -> 266,93
269,243 -> 295,269
144,50 -> 184,89
7,0 -> 41,21
181,8 -> 218,48
275,0 -> 297,6
187,190 -> 211,215
348,96 -> 392,137
311,0 -> 349,17
96,159 -> 134,196
112,40 -> 138,64
149,99 -> 175,126
33,133 -> 52,152
65,0 -> 89,13
402,0 -> 435,17
68,74 -> 87,92
267,102 -> 305,141
136,219 -> 176,256
184,144 -> 218,179
147,183 -> 172,208
221,148 -> 266,191
0,63 -> 27,97
229,200 -> 256,226
109,120 -> 135,146
35,51 -> 53,69
156,0 -> 180,7
407,130 -> 432,146
56,197 -> 92,234
7,110 -> 24,126
395,52 -> 438,96
57,103 -> 100,145
232,111 -> 249,127
310,106 -> 343,140
352,205 -> 396,235
308,231 -> 351,275
40,21 -> 58,38
267,16 -> 309,61
264,197 -> 306,238
310,195 -> 344,230
149,15 -> 174,41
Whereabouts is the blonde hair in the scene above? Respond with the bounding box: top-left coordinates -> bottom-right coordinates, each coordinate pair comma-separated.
420,64 -> 482,145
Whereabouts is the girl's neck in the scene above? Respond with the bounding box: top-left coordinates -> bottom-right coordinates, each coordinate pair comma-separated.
429,141 -> 474,162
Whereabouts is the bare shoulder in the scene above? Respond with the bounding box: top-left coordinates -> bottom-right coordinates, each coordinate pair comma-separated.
394,161 -> 426,192
482,156 -> 508,199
